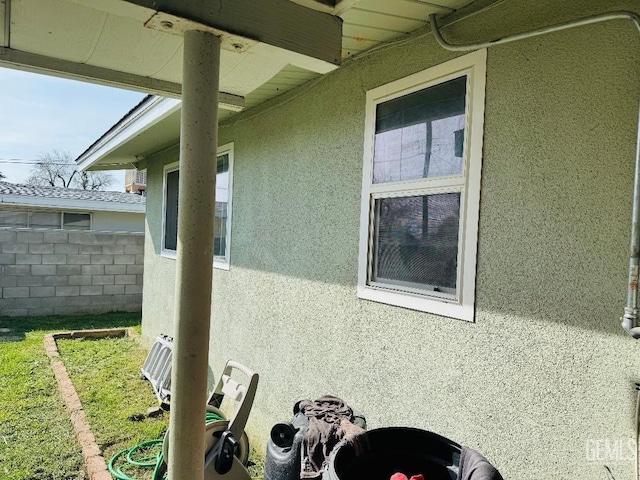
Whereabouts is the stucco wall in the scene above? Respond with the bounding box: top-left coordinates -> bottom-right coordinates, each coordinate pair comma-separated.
141,1 -> 640,478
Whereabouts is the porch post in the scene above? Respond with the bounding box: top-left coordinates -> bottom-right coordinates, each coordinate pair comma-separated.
169,29 -> 220,480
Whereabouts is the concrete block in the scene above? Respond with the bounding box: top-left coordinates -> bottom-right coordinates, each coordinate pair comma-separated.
91,255 -> 114,265
93,234 -> 116,245
31,265 -> 57,276
56,286 -> 80,297
125,284 -> 143,295
114,254 -> 135,265
80,286 -> 103,296
57,265 -> 82,276
16,254 -> 41,265
10,297 -> 42,308
16,231 -> 43,243
126,264 -> 144,275
6,265 -> 30,275
68,232 -> 93,245
92,275 -> 115,286
136,275 -> 143,285
29,244 -> 54,254
0,254 -> 16,265
115,235 -> 140,245
17,276 -> 44,287
81,265 -> 104,275
31,286 -> 56,298
105,265 -> 126,275
68,255 -> 91,265
43,231 -> 68,244
44,276 -> 69,287
102,245 -> 125,255
79,245 -> 102,255
2,243 -> 28,254
68,275 -> 92,286
135,254 -> 144,265
115,275 -> 137,285
124,244 -> 144,255
42,254 -> 67,265
3,287 -> 29,298
1,309 -> 28,316
0,276 -> 18,287
0,230 -> 17,243
55,244 -> 80,255
27,307 -> 55,316
104,285 -> 125,295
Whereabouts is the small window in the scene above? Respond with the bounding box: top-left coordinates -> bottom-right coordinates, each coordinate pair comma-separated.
162,143 -> 234,269
31,212 -> 62,229
358,50 -> 487,321
63,213 -> 91,230
0,211 -> 28,228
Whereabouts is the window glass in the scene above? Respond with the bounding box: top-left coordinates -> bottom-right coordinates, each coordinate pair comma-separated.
0,211 -> 28,227
31,212 -> 61,229
164,169 -> 179,251
63,213 -> 90,230
372,193 -> 460,293
214,154 -> 229,258
373,76 -> 466,183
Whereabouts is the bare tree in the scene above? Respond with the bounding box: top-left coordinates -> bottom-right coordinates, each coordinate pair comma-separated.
26,149 -> 115,190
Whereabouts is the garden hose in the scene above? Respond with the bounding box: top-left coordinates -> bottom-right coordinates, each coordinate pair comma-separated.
108,412 -> 224,480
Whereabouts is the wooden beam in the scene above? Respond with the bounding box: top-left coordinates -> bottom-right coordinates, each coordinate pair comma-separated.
0,47 -> 244,110
122,0 -> 343,66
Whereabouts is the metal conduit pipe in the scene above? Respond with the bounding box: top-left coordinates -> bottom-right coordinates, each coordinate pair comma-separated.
429,10 -> 640,338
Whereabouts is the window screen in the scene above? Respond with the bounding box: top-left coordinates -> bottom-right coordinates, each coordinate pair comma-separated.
214,154 -> 229,258
63,213 -> 90,230
372,193 -> 460,293
31,212 -> 61,229
0,211 -> 28,227
164,169 -> 179,251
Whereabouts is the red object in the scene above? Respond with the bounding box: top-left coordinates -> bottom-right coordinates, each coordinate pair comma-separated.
410,476 -> 425,480
390,474 -> 408,480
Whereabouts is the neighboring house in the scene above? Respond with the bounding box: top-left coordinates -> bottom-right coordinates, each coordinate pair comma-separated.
0,181 -> 145,232
125,169 -> 147,195
75,1 -> 640,478
0,182 -> 146,316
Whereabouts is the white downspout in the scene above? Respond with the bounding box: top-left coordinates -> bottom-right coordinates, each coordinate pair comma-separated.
168,29 -> 220,480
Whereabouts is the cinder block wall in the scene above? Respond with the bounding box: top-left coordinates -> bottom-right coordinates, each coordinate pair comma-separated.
0,229 -> 144,316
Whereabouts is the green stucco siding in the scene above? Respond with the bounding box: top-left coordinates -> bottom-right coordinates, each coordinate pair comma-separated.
141,1 -> 640,477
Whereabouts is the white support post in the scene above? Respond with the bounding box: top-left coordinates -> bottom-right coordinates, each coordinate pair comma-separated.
168,29 -> 220,480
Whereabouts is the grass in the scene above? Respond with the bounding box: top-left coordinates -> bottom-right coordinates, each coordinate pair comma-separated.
0,311 -> 265,480
0,311 -> 142,480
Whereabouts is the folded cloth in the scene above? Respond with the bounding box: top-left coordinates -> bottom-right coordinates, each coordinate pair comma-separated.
459,447 -> 503,480
299,395 -> 366,479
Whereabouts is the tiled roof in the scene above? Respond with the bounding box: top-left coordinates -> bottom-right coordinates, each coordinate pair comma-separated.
0,181 -> 145,205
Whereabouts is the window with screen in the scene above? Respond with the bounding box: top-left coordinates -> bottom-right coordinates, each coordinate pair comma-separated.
162,143 -> 234,269
358,50 -> 486,321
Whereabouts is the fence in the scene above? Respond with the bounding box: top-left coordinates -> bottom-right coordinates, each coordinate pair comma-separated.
0,228 -> 144,316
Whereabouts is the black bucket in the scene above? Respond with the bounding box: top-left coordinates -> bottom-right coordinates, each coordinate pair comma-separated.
324,427 -> 461,480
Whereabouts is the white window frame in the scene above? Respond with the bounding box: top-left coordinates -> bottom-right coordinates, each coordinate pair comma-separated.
357,49 -> 487,322
161,142 -> 234,271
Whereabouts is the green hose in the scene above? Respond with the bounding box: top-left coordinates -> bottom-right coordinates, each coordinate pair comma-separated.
108,412 -> 224,480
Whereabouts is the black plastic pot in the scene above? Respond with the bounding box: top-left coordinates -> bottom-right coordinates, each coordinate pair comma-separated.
324,427 -> 461,480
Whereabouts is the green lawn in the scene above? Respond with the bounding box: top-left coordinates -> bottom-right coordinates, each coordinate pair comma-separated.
0,312 -> 264,480
0,312 -> 141,480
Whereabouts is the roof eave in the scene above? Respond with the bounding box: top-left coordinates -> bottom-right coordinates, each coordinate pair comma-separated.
0,194 -> 146,213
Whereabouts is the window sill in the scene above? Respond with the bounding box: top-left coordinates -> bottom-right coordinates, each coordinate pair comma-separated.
357,285 -> 474,322
160,249 -> 230,271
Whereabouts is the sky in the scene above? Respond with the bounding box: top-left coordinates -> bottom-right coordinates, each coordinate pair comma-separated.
0,67 -> 146,192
